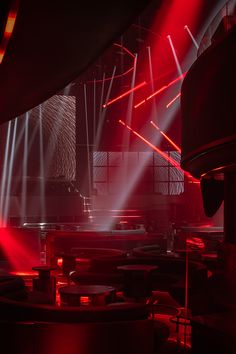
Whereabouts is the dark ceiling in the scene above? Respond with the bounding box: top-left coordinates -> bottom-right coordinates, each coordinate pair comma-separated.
0,0 -> 225,125
0,0 -> 157,124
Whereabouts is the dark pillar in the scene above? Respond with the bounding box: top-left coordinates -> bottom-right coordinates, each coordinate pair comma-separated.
75,90 -> 94,198
224,171 -> 236,286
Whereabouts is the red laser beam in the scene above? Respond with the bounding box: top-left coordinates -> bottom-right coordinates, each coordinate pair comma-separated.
134,72 -> 186,109
150,120 -> 181,153
119,120 -> 198,182
119,120 -> 181,168
103,81 -> 146,107
166,92 -> 181,108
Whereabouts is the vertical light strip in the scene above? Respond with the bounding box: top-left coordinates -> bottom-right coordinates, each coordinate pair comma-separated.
167,35 -> 183,78
84,84 -> 92,198
20,113 -> 29,225
3,118 -> 18,225
93,78 -> 96,143
0,121 -> 12,226
184,25 -> 199,49
39,105 -> 46,222
95,73 -> 106,149
95,67 -> 116,149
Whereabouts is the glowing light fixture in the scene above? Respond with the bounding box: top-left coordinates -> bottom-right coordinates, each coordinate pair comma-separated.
184,25 -> 199,49
167,34 -> 183,78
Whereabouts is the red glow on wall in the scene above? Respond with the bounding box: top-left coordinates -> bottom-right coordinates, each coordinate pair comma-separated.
0,227 -> 40,271
150,120 -> 181,153
103,81 -> 146,107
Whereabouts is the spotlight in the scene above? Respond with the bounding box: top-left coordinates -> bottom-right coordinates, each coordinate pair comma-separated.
167,35 -> 183,78
184,25 -> 199,49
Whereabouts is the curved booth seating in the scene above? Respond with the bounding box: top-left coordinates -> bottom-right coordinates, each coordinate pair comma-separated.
56,248 -> 127,276
0,296 -> 153,354
71,249 -> 208,314
0,274 -> 27,300
89,250 -> 207,288
132,244 -> 161,258
46,230 -> 158,266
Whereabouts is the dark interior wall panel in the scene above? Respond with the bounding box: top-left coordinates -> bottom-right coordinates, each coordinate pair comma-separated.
180,26 -> 236,177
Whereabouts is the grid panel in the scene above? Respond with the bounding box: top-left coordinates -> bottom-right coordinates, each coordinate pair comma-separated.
109,167 -> 125,182
154,153 -> 168,166
154,182 -> 169,195
109,182 -> 121,195
94,182 -> 108,195
169,167 -> 184,182
170,151 -> 181,163
170,182 -> 184,195
93,151 -> 184,196
138,152 -> 153,166
108,152 -> 122,166
93,151 -> 107,166
154,167 -> 169,181
142,167 -> 154,182
124,151 -> 138,166
93,167 -> 107,182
